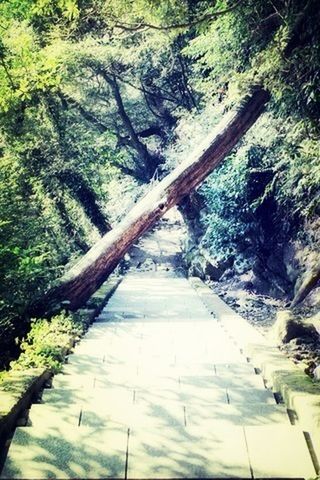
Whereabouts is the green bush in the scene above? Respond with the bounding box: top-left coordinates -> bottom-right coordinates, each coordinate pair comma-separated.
8,312 -> 85,374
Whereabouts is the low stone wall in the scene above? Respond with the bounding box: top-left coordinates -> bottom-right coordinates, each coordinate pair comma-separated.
0,369 -> 51,446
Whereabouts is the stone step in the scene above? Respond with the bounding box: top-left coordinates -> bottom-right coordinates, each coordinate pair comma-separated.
138,372 -> 264,390
61,363 -> 139,379
67,351 -> 105,364
214,362 -> 256,375
68,347 -> 140,365
127,423 -> 252,479
45,384 -> 275,411
227,386 -> 275,404
135,386 -> 228,405
41,386 -> 135,406
186,402 -> 290,427
176,351 -> 247,364
33,392 -> 290,430
53,368 -> 269,395
244,425 -> 316,478
27,404 -> 81,427
3,269 -> 315,480
179,373 -> 265,389
128,422 -> 315,479
81,399 -> 184,428
1,424 -> 128,479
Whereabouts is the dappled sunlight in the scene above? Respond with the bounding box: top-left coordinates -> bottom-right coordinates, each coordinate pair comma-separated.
2,268 -> 315,478
128,423 -> 251,479
2,424 -> 127,479
1,0 -> 319,476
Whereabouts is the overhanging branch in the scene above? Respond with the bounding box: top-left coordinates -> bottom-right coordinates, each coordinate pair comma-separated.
112,0 -> 244,32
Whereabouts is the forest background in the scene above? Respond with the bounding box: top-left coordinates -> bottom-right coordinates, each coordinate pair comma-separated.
0,0 -> 319,369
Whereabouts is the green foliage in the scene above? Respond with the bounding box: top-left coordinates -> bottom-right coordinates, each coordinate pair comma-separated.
194,111 -> 319,280
0,21 -> 66,113
9,312 -> 85,373
175,0 -> 319,287
0,0 -> 80,25
273,129 -> 320,220
200,153 -> 251,259
0,0 -> 319,368
184,1 -> 278,100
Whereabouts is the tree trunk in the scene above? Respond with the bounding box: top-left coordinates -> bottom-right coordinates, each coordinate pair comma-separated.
33,88 -> 270,313
100,71 -> 157,180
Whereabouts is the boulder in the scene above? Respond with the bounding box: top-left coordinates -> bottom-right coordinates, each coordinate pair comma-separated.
188,255 -> 206,280
200,249 -> 233,280
188,255 -> 228,281
313,365 -> 320,381
204,260 -> 224,280
272,310 -> 319,345
220,268 -> 235,281
234,255 -> 253,275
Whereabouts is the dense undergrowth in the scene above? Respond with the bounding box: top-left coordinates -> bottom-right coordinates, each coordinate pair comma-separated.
0,0 -> 319,368
0,311 -> 85,385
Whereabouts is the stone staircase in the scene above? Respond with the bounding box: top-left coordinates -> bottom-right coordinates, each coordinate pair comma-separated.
1,272 -> 316,479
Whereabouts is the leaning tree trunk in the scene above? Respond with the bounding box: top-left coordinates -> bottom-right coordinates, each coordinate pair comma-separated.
33,88 -> 270,314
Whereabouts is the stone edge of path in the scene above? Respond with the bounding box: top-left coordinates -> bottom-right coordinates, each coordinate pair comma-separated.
0,275 -> 122,466
189,276 -> 320,474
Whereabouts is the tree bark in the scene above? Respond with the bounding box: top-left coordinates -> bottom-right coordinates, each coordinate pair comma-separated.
99,71 -> 157,180
33,88 -> 270,313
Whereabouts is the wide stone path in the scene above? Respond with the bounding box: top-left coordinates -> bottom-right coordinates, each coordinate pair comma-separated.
1,217 -> 316,479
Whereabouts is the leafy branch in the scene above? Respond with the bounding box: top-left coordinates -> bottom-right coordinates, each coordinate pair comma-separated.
112,0 -> 244,32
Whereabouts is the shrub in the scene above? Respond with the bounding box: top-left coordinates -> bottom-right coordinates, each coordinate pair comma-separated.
8,312 -> 85,374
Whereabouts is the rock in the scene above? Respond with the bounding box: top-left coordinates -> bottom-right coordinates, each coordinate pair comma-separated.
313,365 -> 320,380
252,257 -> 291,298
234,255 -> 253,275
204,261 -> 224,280
272,310 -> 319,345
289,338 -> 306,347
291,263 -> 320,307
220,268 -> 235,281
308,312 -> 320,334
304,361 -> 316,376
301,337 -> 317,345
293,353 -> 303,361
188,252 -> 228,281
198,249 -> 232,281
188,255 -> 205,280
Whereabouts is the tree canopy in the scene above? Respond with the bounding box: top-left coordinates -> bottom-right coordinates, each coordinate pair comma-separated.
0,0 -> 319,367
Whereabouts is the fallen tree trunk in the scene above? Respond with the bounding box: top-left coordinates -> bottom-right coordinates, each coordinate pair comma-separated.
34,88 -> 270,313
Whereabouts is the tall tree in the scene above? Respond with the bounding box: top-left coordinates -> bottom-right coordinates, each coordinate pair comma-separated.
33,88 -> 269,312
